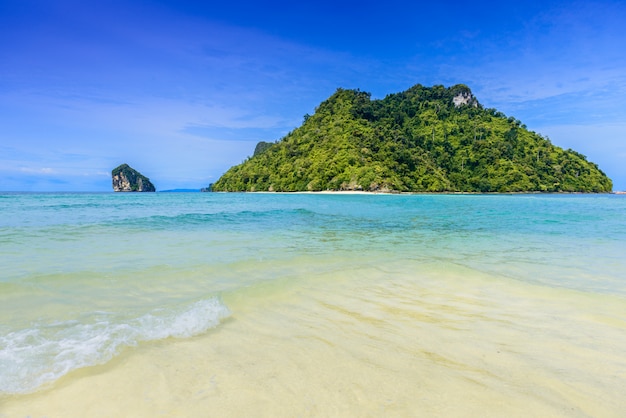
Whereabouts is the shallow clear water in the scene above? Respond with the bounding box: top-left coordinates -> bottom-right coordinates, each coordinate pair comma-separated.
1,192 -> 625,415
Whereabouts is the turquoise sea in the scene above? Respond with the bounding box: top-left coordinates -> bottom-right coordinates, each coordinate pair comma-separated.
1,193 -> 625,416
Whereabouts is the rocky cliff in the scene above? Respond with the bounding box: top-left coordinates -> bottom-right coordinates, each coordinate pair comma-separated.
112,164 -> 156,192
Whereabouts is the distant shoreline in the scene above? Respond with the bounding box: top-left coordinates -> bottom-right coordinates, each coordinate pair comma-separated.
1,190 -> 622,195
212,190 -> 620,195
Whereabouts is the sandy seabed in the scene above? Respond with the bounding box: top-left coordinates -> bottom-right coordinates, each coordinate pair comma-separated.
2,263 -> 625,417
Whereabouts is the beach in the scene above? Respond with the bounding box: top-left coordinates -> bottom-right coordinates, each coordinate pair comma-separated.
1,193 -> 625,417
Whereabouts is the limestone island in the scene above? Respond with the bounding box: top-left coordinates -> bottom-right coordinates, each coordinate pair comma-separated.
212,84 -> 612,193
112,164 -> 156,192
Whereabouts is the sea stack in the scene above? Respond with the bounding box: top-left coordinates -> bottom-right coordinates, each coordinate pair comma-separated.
112,164 -> 156,192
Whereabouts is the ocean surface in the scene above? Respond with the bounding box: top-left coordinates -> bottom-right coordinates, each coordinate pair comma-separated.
1,192 -> 625,416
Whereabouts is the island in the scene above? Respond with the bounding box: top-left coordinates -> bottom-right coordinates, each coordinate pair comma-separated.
212,84 -> 612,193
112,164 -> 156,192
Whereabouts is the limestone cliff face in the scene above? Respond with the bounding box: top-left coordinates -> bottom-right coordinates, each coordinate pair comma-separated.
112,164 -> 156,192
452,90 -> 478,108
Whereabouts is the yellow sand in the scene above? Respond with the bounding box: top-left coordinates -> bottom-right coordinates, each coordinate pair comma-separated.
3,263 -> 625,417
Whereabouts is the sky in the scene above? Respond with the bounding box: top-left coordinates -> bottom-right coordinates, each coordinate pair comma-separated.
1,0 -> 625,191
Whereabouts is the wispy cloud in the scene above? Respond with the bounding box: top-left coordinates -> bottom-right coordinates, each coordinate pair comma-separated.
428,2 -> 626,108
18,167 -> 57,175
372,5 -> 625,147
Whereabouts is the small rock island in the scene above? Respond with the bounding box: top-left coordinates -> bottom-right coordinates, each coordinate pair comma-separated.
112,164 -> 156,192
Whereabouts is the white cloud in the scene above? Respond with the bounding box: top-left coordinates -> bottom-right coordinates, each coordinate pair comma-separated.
436,2 -> 626,107
19,167 -> 57,175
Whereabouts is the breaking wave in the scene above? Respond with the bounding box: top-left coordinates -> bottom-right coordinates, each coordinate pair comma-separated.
0,297 -> 230,395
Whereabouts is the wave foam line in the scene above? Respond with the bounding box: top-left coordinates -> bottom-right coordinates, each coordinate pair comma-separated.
0,297 -> 230,395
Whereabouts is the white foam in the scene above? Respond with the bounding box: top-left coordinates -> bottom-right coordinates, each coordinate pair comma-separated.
0,297 -> 230,395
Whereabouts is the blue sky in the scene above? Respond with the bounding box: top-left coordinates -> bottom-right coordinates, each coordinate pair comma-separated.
1,0 -> 625,191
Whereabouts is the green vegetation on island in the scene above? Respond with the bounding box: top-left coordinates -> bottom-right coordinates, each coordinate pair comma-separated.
213,84 -> 612,193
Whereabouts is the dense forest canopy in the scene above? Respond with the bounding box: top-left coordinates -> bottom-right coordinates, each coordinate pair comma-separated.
213,84 -> 612,193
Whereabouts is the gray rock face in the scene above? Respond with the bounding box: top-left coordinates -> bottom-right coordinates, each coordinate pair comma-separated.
112,164 -> 156,192
452,91 -> 478,108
